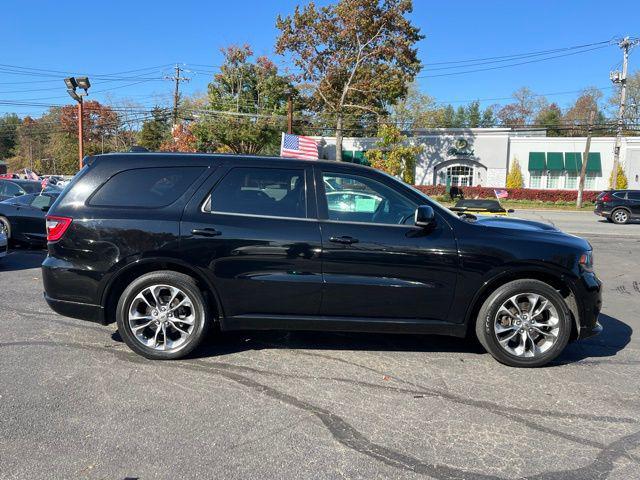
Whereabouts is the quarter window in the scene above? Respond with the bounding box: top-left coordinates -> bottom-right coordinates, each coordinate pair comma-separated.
205,168 -> 306,218
322,172 -> 416,225
89,167 -> 205,208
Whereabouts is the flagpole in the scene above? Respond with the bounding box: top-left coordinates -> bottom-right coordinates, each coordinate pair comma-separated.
280,132 -> 285,157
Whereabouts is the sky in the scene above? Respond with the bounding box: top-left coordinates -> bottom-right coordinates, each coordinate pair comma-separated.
0,0 -> 638,117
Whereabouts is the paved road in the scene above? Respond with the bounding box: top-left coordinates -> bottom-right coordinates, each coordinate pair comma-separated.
1,213 -> 639,479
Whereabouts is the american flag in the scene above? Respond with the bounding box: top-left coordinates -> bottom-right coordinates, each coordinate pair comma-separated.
494,189 -> 508,199
280,133 -> 319,160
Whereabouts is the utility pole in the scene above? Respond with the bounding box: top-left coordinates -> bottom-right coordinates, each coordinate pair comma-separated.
166,64 -> 190,126
78,97 -> 84,168
577,109 -> 596,208
610,37 -> 639,187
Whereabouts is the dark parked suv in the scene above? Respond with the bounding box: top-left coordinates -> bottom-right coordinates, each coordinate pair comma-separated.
594,189 -> 640,224
42,153 -> 602,367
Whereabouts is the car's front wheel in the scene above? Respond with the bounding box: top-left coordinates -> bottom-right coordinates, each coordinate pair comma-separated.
116,271 -> 211,360
0,216 -> 10,240
475,279 -> 572,367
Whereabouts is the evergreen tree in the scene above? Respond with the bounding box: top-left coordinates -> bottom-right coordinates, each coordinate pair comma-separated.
138,107 -> 171,150
480,107 -> 496,127
506,158 -> 524,188
442,105 -> 455,128
467,101 -> 481,128
453,106 -> 467,127
609,163 -> 628,189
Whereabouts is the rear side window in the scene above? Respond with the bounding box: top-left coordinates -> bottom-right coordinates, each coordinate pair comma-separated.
628,192 -> 640,200
89,167 -> 205,208
204,167 -> 306,218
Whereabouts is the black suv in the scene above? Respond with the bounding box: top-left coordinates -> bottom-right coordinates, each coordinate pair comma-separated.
594,189 -> 640,224
42,153 -> 602,367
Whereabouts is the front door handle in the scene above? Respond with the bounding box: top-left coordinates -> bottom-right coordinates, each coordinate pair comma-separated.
329,235 -> 359,245
191,228 -> 222,237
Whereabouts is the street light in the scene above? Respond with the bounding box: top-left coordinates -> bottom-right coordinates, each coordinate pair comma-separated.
64,76 -> 91,170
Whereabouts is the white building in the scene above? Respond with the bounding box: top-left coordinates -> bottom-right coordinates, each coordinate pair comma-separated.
313,128 -> 640,190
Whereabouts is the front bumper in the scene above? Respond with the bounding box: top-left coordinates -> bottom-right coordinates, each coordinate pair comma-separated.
575,271 -> 602,340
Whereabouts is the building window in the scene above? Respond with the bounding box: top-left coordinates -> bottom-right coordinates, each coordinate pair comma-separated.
445,165 -> 474,186
529,171 -> 542,188
546,172 -> 561,189
585,173 -> 598,190
565,173 -> 578,190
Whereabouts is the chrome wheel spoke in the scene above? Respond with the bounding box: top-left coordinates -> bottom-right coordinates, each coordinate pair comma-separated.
493,292 -> 560,358
128,284 -> 197,353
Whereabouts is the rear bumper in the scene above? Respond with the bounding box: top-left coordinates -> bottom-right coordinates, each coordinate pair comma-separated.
44,293 -> 106,324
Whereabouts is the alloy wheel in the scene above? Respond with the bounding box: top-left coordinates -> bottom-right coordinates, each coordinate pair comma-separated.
128,284 -> 196,352
493,293 -> 560,358
613,210 -> 628,223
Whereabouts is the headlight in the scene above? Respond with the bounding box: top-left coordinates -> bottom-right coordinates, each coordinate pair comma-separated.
579,251 -> 594,272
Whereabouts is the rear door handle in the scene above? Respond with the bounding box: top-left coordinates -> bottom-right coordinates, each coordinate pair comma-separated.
329,235 -> 359,245
191,228 -> 222,237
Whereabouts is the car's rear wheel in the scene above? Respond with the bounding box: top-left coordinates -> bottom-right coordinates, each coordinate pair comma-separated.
116,271 -> 211,360
475,279 -> 572,367
0,216 -> 10,239
611,208 -> 629,224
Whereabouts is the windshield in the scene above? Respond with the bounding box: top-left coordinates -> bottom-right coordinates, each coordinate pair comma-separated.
19,182 -> 41,194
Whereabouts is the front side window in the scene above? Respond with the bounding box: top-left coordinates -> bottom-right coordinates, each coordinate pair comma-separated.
89,167 -> 205,208
627,192 -> 640,201
322,172 -> 416,225
205,167 -> 306,218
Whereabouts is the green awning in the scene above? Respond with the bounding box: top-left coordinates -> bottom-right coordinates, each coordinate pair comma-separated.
564,152 -> 582,171
528,152 -> 546,171
586,152 -> 601,172
546,152 -> 564,171
342,150 -> 369,165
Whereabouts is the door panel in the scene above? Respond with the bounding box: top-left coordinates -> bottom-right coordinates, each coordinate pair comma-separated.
180,162 -> 322,320
317,169 -> 459,321
319,221 -> 458,320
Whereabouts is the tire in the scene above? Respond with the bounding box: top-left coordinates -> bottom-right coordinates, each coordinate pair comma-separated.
475,279 -> 572,368
0,216 -> 10,239
116,270 -> 211,360
611,208 -> 630,225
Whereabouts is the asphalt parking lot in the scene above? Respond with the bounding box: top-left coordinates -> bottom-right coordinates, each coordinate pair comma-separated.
1,211 -> 639,480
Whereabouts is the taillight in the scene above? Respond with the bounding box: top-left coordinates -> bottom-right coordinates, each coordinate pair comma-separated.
46,216 -> 72,242
600,193 -> 613,202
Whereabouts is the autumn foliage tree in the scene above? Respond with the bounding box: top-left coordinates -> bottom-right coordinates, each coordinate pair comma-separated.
160,124 -> 198,152
193,45 -> 294,155
365,124 -> 422,183
276,0 -> 423,160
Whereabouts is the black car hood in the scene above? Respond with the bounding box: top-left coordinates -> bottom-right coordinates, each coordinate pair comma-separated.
473,215 -> 558,232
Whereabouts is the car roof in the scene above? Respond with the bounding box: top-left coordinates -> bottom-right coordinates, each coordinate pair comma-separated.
92,152 -> 372,171
1,178 -> 40,185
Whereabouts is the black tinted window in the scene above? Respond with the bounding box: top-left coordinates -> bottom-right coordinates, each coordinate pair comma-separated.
628,192 -> 640,200
89,167 -> 204,208
1,181 -> 23,197
206,168 -> 306,218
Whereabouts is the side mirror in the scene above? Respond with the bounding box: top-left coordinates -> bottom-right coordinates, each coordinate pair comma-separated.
14,191 -> 24,197
507,209 -> 515,213
41,205 -> 50,212
415,205 -> 436,228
